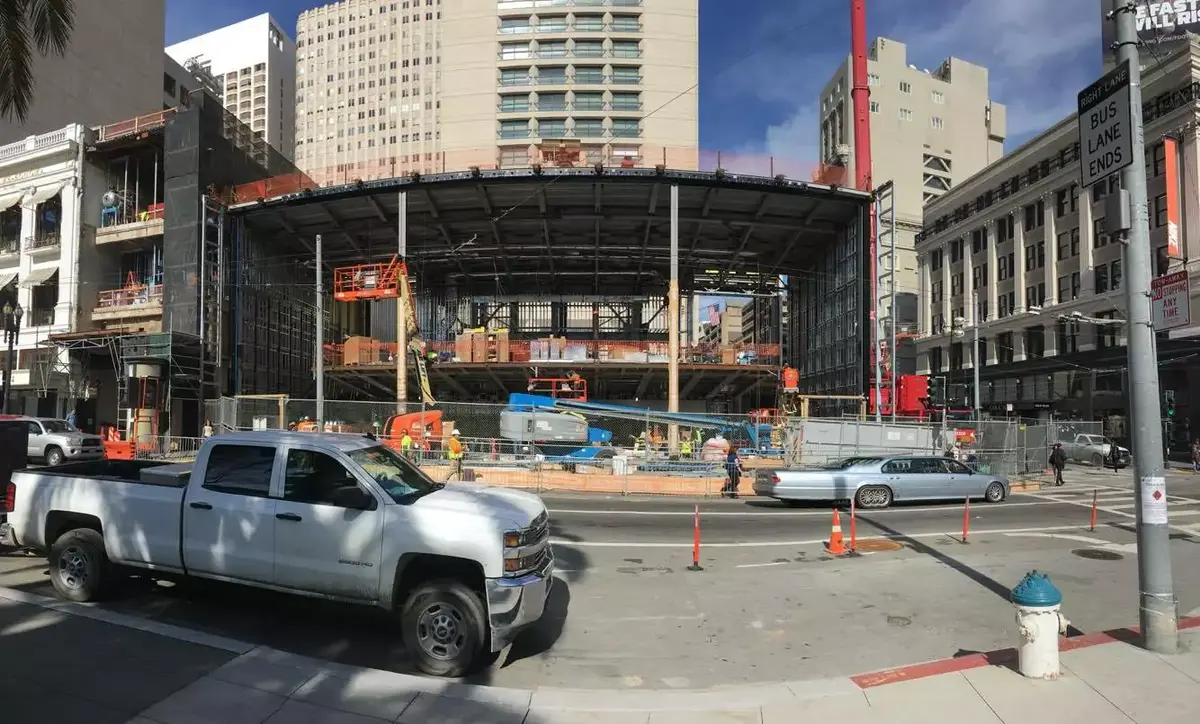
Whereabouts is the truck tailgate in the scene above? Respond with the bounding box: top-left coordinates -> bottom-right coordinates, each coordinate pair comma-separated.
10,470 -> 186,570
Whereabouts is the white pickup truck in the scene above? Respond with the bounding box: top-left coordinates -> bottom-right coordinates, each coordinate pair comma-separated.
0,430 -> 553,677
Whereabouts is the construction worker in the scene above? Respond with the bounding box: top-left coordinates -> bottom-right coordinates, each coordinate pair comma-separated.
679,433 -> 694,459
400,429 -> 414,457
447,429 -> 465,479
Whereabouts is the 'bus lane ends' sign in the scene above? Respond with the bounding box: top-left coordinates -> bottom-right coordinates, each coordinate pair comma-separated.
1078,60 -> 1132,188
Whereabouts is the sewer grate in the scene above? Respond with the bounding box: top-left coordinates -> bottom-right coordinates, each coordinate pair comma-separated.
1072,548 -> 1125,561
853,539 -> 904,553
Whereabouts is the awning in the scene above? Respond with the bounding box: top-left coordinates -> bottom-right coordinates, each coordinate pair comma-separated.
20,266 -> 58,287
0,190 -> 26,213
0,271 -> 16,289
21,181 -> 66,208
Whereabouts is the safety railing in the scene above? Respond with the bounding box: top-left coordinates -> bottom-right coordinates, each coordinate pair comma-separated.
95,284 -> 163,311
228,146 -> 857,204
95,108 -> 177,143
325,339 -> 781,367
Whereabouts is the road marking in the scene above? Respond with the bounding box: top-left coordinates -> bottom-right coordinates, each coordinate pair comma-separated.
1002,532 -> 1139,553
1036,493 -> 1200,537
547,501 -> 1053,517
735,561 -> 792,569
549,523 -> 1092,548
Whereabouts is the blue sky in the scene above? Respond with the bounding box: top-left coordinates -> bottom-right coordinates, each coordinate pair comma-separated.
167,0 -> 1104,165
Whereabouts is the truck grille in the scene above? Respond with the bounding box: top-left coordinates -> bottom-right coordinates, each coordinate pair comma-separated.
523,511 -> 549,546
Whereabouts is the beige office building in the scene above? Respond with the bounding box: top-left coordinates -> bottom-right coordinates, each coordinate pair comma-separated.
818,38 -> 1006,323
293,0 -> 698,186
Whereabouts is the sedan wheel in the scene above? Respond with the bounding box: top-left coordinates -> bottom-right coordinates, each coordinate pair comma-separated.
855,485 -> 893,509
985,482 -> 1005,503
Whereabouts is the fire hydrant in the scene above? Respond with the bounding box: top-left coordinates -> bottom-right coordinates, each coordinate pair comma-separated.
1011,571 -> 1069,679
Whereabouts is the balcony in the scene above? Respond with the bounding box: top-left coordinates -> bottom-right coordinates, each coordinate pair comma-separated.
96,204 -> 164,245
92,283 -> 163,324
0,237 -> 18,260
23,231 -> 60,255
498,127 -> 533,140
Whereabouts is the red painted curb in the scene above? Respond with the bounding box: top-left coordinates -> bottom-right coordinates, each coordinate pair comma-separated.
851,615 -> 1200,689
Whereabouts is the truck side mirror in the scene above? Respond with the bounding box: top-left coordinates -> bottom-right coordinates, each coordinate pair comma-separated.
333,486 -> 377,511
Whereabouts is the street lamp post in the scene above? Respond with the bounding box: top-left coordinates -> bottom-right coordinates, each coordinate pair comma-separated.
1,302 -> 24,415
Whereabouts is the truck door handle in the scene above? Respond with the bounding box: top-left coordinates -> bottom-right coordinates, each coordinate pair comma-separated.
276,512 -> 302,522
189,501 -> 213,510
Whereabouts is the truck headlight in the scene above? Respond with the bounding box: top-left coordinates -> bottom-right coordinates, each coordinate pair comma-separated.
504,531 -> 522,548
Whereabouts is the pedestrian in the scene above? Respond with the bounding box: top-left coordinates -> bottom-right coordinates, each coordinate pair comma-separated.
723,446 -> 743,499
447,429 -> 465,480
400,429 -> 414,457
1108,440 -> 1120,473
1191,438 -> 1200,473
1049,443 -> 1067,487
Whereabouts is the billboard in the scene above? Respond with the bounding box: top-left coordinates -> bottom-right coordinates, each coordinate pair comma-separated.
1101,1 -> 1200,69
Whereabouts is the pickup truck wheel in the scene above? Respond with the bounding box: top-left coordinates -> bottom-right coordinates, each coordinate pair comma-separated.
48,529 -> 110,602
401,579 -> 487,677
44,446 -> 65,466
1091,453 -> 1104,467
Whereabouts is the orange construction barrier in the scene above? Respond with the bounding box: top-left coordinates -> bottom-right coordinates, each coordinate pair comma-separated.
826,508 -> 847,555
103,441 -> 134,460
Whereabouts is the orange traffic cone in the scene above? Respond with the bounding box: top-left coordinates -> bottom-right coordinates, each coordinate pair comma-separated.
826,508 -> 847,555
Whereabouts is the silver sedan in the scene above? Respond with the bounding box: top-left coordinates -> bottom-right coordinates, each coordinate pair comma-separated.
752,455 -> 1010,509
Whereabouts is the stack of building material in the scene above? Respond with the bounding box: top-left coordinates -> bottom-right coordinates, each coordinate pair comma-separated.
342,336 -> 376,366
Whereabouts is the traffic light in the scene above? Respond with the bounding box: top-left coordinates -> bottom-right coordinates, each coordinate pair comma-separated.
928,376 -> 946,407
1164,389 -> 1176,418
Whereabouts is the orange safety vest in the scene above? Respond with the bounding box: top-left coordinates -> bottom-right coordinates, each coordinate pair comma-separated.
447,438 -> 464,460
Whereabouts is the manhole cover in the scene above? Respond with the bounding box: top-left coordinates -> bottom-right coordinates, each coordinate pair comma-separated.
886,615 -> 912,627
854,539 -> 904,553
1072,548 -> 1125,561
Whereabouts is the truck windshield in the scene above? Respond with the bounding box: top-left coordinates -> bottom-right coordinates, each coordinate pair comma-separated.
346,445 -> 441,502
41,420 -> 78,433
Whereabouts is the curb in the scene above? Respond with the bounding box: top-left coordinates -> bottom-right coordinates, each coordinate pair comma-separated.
3,583 -> 1195,712
851,615 -> 1200,689
0,585 -> 859,712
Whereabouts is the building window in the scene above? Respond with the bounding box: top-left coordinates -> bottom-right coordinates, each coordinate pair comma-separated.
574,118 -> 604,137
1057,321 -> 1080,355
610,118 -> 641,138
498,119 -> 529,139
1055,189 -> 1068,217
1111,258 -> 1122,290
1153,193 -> 1168,227
1070,227 -> 1080,256
899,107 -> 912,121
1096,311 -> 1120,349
899,80 -> 911,93
1093,217 -> 1108,247
1095,263 -> 1109,293
573,66 -> 604,84
931,90 -> 944,104
1025,326 -> 1046,359
610,66 -> 641,85
971,227 -> 987,253
930,116 -> 944,130
498,94 -> 530,112
930,249 -> 943,271
997,332 -> 1014,364
949,238 -> 963,262
869,101 -> 879,113
867,73 -> 879,85
996,213 -> 1014,242
579,91 -> 609,110
1152,142 -> 1166,176
972,263 -> 988,289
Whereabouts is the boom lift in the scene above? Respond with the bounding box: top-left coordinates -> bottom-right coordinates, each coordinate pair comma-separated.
331,255 -> 436,406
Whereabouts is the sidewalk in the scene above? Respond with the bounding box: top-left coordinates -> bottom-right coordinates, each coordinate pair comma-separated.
1,586 -> 1197,723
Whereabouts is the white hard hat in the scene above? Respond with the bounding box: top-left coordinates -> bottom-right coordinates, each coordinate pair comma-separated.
452,429 -> 461,435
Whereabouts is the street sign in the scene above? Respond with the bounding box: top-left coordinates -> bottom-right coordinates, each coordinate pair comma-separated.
1151,270 -> 1191,331
1077,60 -> 1133,188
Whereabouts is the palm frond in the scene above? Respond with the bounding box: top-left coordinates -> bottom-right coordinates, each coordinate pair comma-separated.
26,0 -> 74,55
0,0 -> 35,122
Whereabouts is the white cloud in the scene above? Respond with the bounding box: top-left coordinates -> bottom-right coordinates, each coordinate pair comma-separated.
743,0 -> 1101,162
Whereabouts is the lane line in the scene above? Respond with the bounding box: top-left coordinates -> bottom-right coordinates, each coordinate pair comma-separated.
1037,493 -> 1200,537
550,523 -> 1093,548
734,561 -> 791,569
548,501 -> 1054,517
1002,532 -> 1139,553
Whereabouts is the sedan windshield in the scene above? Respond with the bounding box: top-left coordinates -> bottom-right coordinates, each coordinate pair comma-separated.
346,445 -> 441,502
40,420 -> 78,434
823,457 -> 883,470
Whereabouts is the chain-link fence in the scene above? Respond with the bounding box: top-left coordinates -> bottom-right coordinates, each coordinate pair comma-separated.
196,396 -> 1106,488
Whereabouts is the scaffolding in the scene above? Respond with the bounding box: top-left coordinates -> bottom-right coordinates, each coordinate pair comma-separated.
874,180 -> 897,418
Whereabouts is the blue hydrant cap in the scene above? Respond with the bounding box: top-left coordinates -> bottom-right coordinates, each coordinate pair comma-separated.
1011,570 -> 1063,607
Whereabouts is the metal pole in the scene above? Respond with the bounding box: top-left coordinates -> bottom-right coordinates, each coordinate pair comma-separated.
872,196 -> 883,422
1112,0 -> 1177,654
667,184 -> 680,455
889,192 -> 897,422
315,234 -> 325,427
1,321 -> 13,415
973,290 -> 981,420
397,192 -> 408,410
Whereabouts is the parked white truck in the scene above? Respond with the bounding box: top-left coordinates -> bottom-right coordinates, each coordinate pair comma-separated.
0,430 -> 553,677
1060,433 -> 1131,468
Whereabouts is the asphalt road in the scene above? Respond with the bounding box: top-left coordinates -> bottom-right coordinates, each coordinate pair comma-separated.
2,472 -> 1199,691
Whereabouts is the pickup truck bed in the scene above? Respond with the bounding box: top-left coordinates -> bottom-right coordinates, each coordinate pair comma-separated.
38,460 -> 192,487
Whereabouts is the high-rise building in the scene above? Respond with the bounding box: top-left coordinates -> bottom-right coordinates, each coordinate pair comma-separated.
293,0 -> 698,186
0,0 -> 164,144
818,38 -> 1006,323
166,14 -> 297,160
